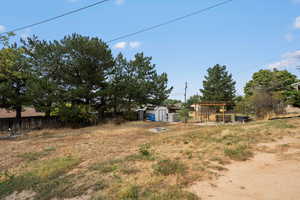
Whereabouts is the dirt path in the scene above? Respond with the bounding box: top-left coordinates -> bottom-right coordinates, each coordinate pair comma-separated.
190,138 -> 300,200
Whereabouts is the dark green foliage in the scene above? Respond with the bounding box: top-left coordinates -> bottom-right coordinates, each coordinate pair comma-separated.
1,34 -> 173,126
241,69 -> 298,117
286,90 -> 300,107
152,159 -> 186,176
0,41 -> 33,122
164,99 -> 181,107
200,64 -> 236,103
23,34 -> 115,119
186,95 -> 201,107
18,35 -> 172,124
108,53 -> 173,111
178,107 -> 191,122
57,104 -> 97,126
244,69 -> 298,100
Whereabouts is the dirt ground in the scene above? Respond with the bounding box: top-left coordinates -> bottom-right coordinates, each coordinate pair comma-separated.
190,137 -> 300,200
1,119 -> 300,200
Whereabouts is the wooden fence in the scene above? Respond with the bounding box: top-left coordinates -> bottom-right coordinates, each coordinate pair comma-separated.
0,116 -> 61,133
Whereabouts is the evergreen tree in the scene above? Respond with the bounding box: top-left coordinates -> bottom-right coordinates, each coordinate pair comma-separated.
22,37 -> 62,117
200,64 -> 236,102
126,53 -> 172,107
0,42 -> 32,125
107,53 -> 128,113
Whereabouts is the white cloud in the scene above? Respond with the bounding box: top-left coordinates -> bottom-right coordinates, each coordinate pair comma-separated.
284,33 -> 294,42
294,16 -> 300,29
116,0 -> 125,5
129,41 -> 141,49
113,41 -> 141,49
114,42 -> 127,49
268,50 -> 300,69
0,25 -> 6,33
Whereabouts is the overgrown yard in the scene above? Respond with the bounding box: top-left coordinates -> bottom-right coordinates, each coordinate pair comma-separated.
1,119 -> 300,200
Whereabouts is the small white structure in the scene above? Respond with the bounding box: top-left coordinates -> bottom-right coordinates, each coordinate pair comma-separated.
146,106 -> 169,122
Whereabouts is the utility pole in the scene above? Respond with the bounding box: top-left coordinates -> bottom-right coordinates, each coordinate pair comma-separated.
184,81 -> 187,104
184,81 -> 188,123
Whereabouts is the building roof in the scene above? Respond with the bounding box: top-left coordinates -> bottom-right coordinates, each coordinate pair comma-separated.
0,108 -> 44,119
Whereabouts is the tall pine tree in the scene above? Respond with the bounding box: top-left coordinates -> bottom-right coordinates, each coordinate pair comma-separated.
200,64 -> 236,103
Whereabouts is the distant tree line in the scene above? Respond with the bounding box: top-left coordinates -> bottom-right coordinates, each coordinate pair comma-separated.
0,33 -> 173,126
182,65 -> 300,118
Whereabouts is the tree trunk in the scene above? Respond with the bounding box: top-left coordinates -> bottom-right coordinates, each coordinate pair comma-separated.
16,105 -> 22,131
113,96 -> 118,117
45,110 -> 51,118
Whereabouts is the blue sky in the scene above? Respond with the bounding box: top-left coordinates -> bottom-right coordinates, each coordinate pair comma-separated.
1,0 -> 300,100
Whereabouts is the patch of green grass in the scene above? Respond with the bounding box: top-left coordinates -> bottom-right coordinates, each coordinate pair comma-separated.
139,143 -> 151,156
118,185 -> 140,200
224,145 -> 253,161
90,159 -> 122,173
0,156 -> 80,200
266,120 -> 296,129
120,166 -> 140,175
152,159 -> 187,176
17,147 -> 56,162
33,157 -> 80,178
93,179 -> 108,191
217,134 -> 246,145
125,153 -> 155,162
115,184 -> 200,200
148,187 -> 199,200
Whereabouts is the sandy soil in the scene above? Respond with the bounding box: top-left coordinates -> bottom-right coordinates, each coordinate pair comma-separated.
190,138 -> 300,200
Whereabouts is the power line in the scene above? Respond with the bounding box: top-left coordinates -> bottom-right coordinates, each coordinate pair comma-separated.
0,0 -> 112,36
107,0 -> 234,43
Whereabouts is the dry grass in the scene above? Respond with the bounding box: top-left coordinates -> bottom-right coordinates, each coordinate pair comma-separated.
0,119 -> 300,199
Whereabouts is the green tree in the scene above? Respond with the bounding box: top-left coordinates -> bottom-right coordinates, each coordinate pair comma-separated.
107,53 -> 128,114
186,95 -> 201,107
150,72 -> 173,105
22,36 -> 62,117
0,43 -> 32,125
124,53 -> 172,109
23,34 -> 115,123
200,64 -> 236,103
164,99 -> 182,107
57,34 -> 114,111
244,69 -> 298,102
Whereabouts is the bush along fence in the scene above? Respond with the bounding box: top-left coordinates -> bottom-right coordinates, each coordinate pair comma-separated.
0,111 -> 140,135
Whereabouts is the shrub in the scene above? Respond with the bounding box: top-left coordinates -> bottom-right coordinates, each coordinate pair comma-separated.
139,143 -> 151,156
153,159 -> 186,176
118,185 -> 139,200
123,111 -> 138,121
58,104 -> 97,127
224,145 -> 253,161
148,186 -> 199,200
89,159 -> 122,174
